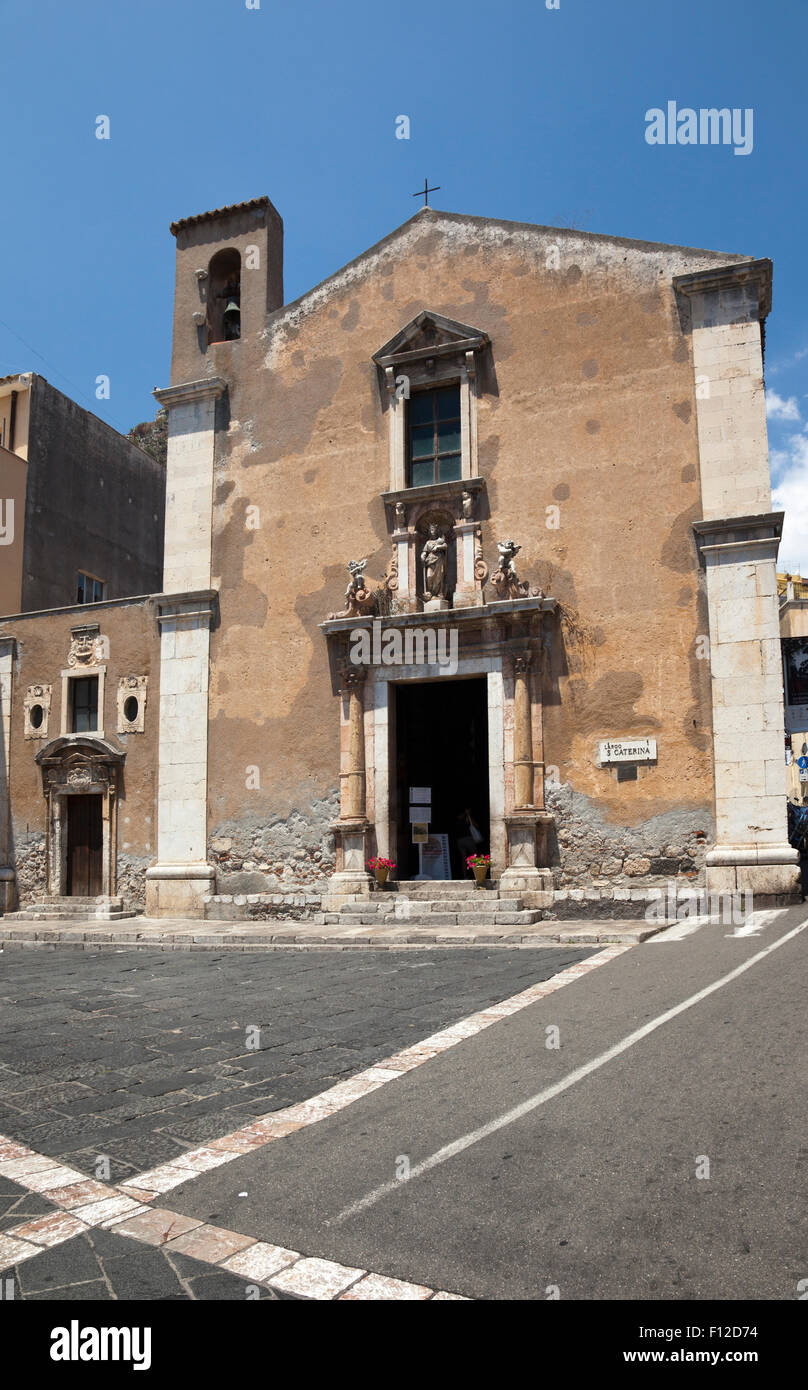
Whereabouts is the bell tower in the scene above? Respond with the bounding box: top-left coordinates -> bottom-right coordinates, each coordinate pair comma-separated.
146,196 -> 283,918
167,195 -> 283,385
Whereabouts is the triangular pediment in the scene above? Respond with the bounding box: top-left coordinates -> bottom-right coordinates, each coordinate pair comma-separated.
373,310 -> 488,366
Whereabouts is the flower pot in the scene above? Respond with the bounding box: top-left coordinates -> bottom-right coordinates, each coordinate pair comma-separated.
374,866 -> 389,887
472,864 -> 488,888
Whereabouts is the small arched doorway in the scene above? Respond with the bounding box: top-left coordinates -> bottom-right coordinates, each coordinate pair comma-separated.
35,737 -> 124,898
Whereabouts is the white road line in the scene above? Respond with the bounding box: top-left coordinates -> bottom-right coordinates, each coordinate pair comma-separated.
333,916 -> 808,1225
726,909 -> 787,939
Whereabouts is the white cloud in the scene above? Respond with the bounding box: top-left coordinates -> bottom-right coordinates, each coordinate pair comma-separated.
772,429 -> 808,572
766,389 -> 801,421
767,347 -> 808,376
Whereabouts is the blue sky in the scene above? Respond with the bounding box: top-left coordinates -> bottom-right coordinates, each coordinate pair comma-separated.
1,0 -> 806,564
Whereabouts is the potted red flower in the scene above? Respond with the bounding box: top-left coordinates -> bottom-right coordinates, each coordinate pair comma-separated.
367,856 -> 395,887
466,852 -> 490,888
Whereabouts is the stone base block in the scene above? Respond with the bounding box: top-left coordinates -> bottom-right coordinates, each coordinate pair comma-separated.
0,867 -> 17,915
145,863 -> 216,918
323,871 -> 374,913
705,845 -> 800,904
499,866 -> 553,900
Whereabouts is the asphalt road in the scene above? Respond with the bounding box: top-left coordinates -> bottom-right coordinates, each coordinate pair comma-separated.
163,907 -> 808,1300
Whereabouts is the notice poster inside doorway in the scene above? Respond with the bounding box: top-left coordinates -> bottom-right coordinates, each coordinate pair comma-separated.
416,832 -> 451,881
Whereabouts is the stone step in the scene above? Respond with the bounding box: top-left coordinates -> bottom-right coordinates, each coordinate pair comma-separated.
382,881 -> 497,898
41,895 -> 124,907
334,909 -> 542,927
0,918 -> 657,950
340,896 -> 522,915
5,903 -> 138,921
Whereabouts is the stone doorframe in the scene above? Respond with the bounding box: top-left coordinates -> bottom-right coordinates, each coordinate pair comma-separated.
371,655 -> 507,876
320,598 -> 556,904
35,736 -> 125,897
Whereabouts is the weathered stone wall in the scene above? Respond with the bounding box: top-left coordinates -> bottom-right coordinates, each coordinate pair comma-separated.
546,780 -> 711,890
204,890 -> 324,922
208,790 -> 339,892
14,832 -> 46,902
116,851 -> 150,910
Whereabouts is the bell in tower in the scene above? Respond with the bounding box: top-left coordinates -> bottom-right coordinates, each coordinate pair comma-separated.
221,281 -> 241,341
167,195 -> 284,381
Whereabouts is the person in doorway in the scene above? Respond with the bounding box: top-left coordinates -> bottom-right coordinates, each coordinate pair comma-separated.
455,805 -> 485,875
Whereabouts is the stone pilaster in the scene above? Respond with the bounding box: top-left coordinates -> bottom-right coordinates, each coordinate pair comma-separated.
675,261 -> 799,902
154,377 -> 227,593
391,525 -> 419,614
146,375 -> 226,918
452,519 -> 485,608
146,593 -> 218,917
0,637 -> 17,912
694,518 -> 798,900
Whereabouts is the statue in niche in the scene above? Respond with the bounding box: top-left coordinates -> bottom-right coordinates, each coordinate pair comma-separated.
491,539 -> 542,601
421,523 -> 449,602
461,489 -> 474,520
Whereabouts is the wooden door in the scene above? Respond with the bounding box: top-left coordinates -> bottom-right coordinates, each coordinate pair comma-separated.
66,796 -> 103,896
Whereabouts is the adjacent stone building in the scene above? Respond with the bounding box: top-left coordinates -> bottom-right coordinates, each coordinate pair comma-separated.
0,376 -> 164,912
0,373 -> 165,614
0,197 -> 799,920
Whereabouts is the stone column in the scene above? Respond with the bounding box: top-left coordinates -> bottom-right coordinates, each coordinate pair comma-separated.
675,261 -> 799,902
512,653 -> 535,809
327,664 -> 372,902
501,649 -> 553,901
145,375 -> 226,919
0,636 -> 16,912
343,665 -> 367,820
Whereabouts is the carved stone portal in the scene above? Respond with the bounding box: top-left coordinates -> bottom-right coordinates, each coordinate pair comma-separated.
35,736 -> 125,898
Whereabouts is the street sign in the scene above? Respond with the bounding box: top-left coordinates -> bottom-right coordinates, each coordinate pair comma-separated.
598,737 -> 657,765
797,756 -> 808,769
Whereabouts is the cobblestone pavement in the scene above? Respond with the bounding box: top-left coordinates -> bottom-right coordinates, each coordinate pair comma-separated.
0,1176 -> 293,1300
0,946 -> 593,1190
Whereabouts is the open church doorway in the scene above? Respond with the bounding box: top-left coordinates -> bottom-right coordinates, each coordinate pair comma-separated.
394,677 -> 489,881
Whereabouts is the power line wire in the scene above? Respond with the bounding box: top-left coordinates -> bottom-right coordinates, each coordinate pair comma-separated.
0,315 -> 141,436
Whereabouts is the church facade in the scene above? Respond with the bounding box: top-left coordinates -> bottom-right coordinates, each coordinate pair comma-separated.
0,198 -> 798,919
